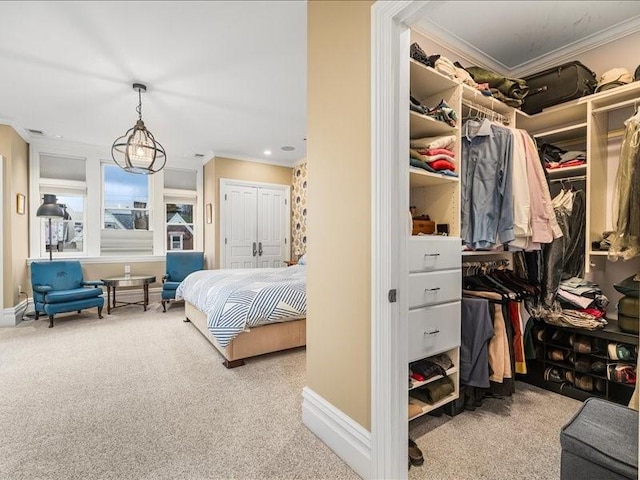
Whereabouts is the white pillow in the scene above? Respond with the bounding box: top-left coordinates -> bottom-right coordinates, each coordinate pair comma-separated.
298,254 -> 307,265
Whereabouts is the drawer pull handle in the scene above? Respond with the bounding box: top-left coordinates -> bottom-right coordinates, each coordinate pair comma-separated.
424,329 -> 440,336
424,253 -> 440,257
424,287 -> 441,292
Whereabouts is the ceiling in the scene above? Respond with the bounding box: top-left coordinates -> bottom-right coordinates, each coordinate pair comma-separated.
0,1 -> 307,167
415,1 -> 640,77
2,1 -> 640,169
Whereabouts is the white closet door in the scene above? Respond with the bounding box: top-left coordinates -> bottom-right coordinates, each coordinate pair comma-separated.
256,187 -> 287,268
224,185 -> 258,269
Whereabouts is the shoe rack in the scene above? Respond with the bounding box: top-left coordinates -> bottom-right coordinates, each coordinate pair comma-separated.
524,319 -> 638,405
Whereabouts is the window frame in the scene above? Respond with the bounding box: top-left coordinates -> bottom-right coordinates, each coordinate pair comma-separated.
164,189 -> 197,253
29,140 -> 203,260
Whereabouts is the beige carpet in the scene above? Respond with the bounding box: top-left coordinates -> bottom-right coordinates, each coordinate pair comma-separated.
409,382 -> 581,480
0,304 -> 358,480
0,304 -> 582,480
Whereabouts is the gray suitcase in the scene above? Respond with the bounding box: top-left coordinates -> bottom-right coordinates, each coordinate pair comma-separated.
522,61 -> 597,115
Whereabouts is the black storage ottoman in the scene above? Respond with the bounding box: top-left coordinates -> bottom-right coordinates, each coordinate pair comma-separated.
560,397 -> 638,480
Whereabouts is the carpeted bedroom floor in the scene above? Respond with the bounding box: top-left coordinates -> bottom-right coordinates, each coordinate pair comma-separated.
0,304 -> 581,480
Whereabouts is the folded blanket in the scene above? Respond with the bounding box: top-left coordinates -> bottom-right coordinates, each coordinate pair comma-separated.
467,66 -> 529,100
410,377 -> 454,404
410,134 -> 456,150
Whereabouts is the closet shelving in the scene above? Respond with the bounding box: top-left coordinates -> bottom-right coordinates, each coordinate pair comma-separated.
408,58 -> 463,423
527,321 -> 637,405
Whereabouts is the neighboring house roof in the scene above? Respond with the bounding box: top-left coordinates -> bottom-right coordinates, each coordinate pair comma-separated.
167,212 -> 194,235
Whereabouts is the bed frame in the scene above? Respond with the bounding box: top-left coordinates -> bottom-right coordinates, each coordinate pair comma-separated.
184,301 -> 306,368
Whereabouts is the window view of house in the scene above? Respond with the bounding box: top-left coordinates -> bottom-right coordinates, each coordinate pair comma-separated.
103,164 -> 150,230
43,195 -> 84,253
166,203 -> 194,250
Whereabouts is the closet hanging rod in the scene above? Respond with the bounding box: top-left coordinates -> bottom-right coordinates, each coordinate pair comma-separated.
549,175 -> 586,183
591,97 -> 638,115
461,99 -> 509,125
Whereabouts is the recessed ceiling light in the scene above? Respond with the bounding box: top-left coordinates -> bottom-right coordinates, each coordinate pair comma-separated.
281,146 -> 295,151
27,128 -> 44,135
55,135 -> 64,139
194,153 -> 204,158
264,150 -> 272,155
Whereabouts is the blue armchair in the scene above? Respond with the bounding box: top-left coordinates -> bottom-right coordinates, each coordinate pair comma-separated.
162,251 -> 204,312
30,261 -> 104,328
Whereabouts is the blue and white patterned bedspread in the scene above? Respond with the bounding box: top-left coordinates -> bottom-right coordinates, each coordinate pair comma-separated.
176,266 -> 306,347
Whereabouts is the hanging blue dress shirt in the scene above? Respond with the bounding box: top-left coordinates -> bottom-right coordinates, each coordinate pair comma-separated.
461,119 -> 514,249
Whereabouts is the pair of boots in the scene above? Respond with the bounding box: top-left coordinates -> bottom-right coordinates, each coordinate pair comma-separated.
463,386 -> 483,411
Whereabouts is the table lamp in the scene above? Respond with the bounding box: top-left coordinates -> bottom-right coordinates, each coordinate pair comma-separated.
36,194 -> 65,261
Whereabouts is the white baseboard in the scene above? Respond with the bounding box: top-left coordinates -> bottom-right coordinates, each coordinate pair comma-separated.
1,298 -> 29,327
0,287 -> 163,327
302,386 -> 371,479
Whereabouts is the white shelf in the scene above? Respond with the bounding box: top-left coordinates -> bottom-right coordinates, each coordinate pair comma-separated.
409,59 -> 458,100
409,167 -> 459,187
533,122 -> 587,145
516,100 -> 588,132
462,250 -> 511,256
461,84 -> 515,115
408,391 -> 459,421
410,110 -> 457,138
409,366 -> 458,391
589,251 -> 610,256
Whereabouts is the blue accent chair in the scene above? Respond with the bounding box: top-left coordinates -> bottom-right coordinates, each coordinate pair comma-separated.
30,261 -> 104,328
162,251 -> 205,312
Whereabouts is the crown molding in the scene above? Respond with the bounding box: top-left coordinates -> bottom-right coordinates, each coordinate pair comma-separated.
212,152 -> 298,168
412,20 -> 512,75
414,15 -> 640,78
510,15 -> 640,78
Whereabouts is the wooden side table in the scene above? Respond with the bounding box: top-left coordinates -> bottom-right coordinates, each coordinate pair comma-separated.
284,260 -> 298,267
101,275 -> 156,314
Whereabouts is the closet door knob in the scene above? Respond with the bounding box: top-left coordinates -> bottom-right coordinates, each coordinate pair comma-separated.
258,242 -> 263,256
424,287 -> 441,292
252,242 -> 257,257
424,329 -> 440,336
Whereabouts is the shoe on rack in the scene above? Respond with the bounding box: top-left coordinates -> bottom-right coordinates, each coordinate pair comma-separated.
594,378 -> 606,393
608,343 -> 634,361
548,349 -> 567,362
565,370 -> 575,383
574,336 -> 592,354
544,367 -> 564,383
591,360 -> 606,374
575,374 -> 593,392
409,439 -> 424,466
574,358 -> 591,373
592,338 -> 608,354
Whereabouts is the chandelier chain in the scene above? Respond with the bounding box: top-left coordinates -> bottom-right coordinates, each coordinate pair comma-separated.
136,88 -> 143,120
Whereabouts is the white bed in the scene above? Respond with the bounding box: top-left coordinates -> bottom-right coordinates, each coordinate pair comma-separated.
176,265 -> 307,368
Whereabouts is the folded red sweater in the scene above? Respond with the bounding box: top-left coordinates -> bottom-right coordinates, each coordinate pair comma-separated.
430,159 -> 456,171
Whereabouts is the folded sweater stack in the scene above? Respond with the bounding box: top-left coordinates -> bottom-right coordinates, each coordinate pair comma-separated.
409,134 -> 458,177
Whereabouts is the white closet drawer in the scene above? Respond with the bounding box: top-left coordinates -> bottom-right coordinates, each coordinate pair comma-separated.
408,302 -> 460,363
409,237 -> 461,272
408,270 -> 461,309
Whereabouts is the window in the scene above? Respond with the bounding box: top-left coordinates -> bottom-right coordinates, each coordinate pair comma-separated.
164,168 -> 197,252
166,203 -> 194,250
101,163 -> 153,256
42,194 -> 85,255
38,154 -> 87,257
103,164 -> 150,230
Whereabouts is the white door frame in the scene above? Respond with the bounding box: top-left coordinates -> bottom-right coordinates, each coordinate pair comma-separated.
0,155 -> 4,315
219,178 -> 291,269
370,2 -> 434,479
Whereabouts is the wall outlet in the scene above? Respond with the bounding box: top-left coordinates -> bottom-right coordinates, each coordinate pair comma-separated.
124,265 -> 131,274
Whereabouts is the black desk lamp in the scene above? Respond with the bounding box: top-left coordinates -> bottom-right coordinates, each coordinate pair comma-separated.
36,194 -> 65,261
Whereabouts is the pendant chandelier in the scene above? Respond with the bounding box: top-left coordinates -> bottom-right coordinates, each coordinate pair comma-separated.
111,83 -> 166,175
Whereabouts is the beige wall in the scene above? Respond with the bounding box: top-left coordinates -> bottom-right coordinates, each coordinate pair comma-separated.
81,262 -> 164,291
307,0 -> 373,430
0,125 -> 29,308
202,156 -> 292,269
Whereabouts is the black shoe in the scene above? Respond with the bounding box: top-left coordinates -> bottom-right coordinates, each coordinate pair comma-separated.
409,439 -> 424,466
